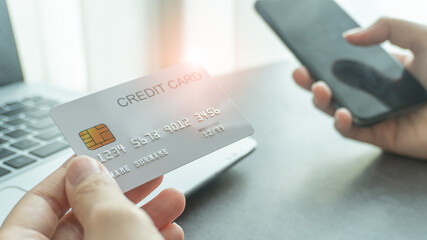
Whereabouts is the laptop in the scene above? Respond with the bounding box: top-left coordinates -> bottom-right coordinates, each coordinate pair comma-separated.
0,0 -> 257,223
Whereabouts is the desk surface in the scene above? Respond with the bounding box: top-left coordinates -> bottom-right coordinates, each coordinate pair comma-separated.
176,62 -> 427,239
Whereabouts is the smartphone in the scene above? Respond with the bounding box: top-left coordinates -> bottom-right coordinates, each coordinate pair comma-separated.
255,0 -> 427,126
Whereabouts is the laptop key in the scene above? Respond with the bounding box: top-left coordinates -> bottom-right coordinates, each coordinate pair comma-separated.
35,128 -> 61,141
28,119 -> 54,130
24,96 -> 43,102
5,129 -> 30,138
11,139 -> 39,150
6,102 -> 25,109
0,167 -> 11,177
30,142 -> 68,158
2,106 -> 38,117
2,107 -> 26,117
0,148 -> 15,159
35,99 -> 59,107
5,118 -> 28,126
27,110 -> 49,120
4,156 -> 36,169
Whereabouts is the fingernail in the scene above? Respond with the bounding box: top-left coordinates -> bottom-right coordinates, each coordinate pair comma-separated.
66,156 -> 101,186
335,112 -> 342,130
314,97 -> 320,107
342,27 -> 363,38
311,82 -> 323,107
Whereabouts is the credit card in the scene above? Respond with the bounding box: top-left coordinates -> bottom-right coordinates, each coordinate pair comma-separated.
50,63 -> 254,192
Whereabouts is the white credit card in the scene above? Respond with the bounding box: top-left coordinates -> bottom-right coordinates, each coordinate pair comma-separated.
50,63 -> 254,192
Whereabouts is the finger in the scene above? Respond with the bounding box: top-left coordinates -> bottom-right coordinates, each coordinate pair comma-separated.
142,188 -> 186,230
334,108 -> 376,144
292,67 -> 313,91
344,17 -> 427,53
391,52 -> 413,67
125,176 -> 163,204
52,212 -> 83,240
311,81 -> 335,116
65,156 -> 162,239
160,223 -> 184,240
1,155 -> 76,239
51,177 -> 165,239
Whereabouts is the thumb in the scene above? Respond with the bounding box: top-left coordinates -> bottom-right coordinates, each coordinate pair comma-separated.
343,17 -> 427,54
65,156 -> 163,240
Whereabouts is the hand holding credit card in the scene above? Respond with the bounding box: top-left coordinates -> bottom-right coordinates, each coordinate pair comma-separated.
50,63 -> 254,192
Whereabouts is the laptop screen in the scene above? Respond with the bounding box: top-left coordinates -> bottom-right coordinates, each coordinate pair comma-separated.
0,0 -> 23,86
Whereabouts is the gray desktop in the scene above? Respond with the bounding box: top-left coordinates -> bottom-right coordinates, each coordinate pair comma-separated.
177,62 -> 427,239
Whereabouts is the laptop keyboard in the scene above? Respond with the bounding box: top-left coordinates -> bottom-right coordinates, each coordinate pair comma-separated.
0,96 -> 69,180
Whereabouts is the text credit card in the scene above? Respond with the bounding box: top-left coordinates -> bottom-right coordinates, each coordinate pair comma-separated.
50,63 -> 254,192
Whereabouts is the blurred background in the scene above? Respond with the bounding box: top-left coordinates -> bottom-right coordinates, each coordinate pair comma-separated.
6,0 -> 427,93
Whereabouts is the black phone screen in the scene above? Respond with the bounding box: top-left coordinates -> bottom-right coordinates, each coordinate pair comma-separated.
256,0 -> 427,125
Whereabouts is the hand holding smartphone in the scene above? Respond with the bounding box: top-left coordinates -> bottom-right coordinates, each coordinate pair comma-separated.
255,0 -> 427,126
